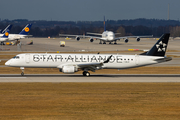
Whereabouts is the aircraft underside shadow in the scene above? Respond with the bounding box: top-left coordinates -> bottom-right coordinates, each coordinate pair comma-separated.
0,74 -> 180,78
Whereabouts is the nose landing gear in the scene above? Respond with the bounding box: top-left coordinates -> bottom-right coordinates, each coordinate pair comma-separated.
20,67 -> 25,76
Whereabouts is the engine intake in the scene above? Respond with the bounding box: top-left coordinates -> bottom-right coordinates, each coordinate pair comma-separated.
76,36 -> 80,41
89,38 -> 94,42
136,37 -> 140,42
124,39 -> 129,43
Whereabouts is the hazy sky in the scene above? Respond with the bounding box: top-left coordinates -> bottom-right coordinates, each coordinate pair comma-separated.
0,0 -> 180,21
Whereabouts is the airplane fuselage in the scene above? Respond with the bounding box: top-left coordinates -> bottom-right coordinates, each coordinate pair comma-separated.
0,34 -> 26,41
5,53 -> 166,70
4,33 -> 171,76
102,31 -> 115,41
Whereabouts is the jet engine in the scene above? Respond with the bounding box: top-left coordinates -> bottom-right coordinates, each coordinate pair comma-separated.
136,37 -> 140,42
124,39 -> 129,43
89,38 -> 94,42
60,66 -> 78,74
76,36 -> 80,41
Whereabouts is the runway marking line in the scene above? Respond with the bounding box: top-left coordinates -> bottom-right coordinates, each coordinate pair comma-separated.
0,77 -> 27,78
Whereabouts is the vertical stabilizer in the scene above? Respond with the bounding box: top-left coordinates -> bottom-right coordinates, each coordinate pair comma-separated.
1,24 -> 13,34
19,23 -> 32,35
1,30 -> 10,38
146,33 -> 170,56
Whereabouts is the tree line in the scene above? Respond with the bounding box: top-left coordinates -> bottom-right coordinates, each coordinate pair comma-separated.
1,19 -> 180,37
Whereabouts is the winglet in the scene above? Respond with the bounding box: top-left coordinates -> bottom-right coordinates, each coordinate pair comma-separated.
19,23 -> 32,35
104,55 -> 112,63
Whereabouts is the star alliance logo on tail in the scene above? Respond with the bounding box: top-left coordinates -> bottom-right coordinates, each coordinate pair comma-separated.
156,41 -> 167,52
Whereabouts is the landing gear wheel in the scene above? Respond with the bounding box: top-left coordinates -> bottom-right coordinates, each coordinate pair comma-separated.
103,42 -> 106,44
85,72 -> 90,77
21,72 -> 24,76
82,71 -> 90,76
109,42 -> 111,44
83,71 -> 86,76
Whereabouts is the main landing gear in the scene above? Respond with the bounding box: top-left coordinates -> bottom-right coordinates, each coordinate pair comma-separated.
82,71 -> 90,77
20,67 -> 25,76
99,40 -> 102,44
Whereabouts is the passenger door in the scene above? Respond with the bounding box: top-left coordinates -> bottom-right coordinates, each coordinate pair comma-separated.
25,54 -> 30,63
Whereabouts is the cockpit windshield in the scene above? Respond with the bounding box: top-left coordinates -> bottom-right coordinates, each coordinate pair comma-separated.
13,56 -> 20,59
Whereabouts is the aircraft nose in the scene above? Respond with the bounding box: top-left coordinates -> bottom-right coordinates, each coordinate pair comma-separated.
5,60 -> 11,66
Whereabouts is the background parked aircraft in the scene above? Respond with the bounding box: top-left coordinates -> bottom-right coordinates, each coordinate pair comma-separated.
0,23 -> 32,42
59,17 -> 152,44
0,30 -> 10,42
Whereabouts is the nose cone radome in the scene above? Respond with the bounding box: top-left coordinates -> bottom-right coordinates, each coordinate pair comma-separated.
5,60 -> 11,66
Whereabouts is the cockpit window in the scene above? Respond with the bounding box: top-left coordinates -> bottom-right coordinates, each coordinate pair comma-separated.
13,56 -> 20,59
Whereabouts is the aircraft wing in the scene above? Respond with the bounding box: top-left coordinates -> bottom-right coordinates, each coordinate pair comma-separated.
23,35 -> 33,37
115,35 -> 153,40
59,34 -> 104,40
78,55 -> 112,71
57,55 -> 112,72
86,32 -> 102,36
77,62 -> 103,71
59,34 -> 84,37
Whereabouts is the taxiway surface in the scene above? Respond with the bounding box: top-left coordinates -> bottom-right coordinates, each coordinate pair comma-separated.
0,74 -> 180,82
0,37 -> 180,52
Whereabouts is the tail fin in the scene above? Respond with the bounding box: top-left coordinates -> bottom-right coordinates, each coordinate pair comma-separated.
19,23 -> 32,35
104,16 -> 106,31
146,33 -> 170,56
1,30 -> 10,38
1,24 -> 13,34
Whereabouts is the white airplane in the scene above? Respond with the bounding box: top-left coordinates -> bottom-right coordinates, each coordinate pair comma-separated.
59,17 -> 152,44
0,23 -> 32,42
5,33 -> 171,76
0,30 -> 10,41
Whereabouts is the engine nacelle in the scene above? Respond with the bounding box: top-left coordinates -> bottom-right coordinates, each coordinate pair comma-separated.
89,38 -> 94,42
136,37 -> 140,42
61,66 -> 78,74
124,39 -> 129,43
76,36 -> 80,41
